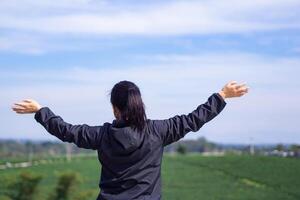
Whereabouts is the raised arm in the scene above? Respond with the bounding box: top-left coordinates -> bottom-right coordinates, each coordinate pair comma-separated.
12,100 -> 103,150
155,81 -> 249,146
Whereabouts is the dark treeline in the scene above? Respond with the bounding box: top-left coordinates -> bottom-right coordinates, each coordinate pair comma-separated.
1,137 -> 300,161
0,140 -> 94,163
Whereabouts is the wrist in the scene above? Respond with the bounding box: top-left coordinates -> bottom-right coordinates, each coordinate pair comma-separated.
35,105 -> 42,113
218,91 -> 226,100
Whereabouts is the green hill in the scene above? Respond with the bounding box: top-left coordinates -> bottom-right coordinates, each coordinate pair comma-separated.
1,155 -> 300,200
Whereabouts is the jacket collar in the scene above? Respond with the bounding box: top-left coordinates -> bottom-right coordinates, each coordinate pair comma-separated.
112,119 -> 129,128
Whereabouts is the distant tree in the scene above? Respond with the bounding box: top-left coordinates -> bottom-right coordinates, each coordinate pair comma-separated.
276,144 -> 284,151
290,145 -> 300,157
204,142 -> 217,152
177,145 -> 187,155
290,145 -> 300,152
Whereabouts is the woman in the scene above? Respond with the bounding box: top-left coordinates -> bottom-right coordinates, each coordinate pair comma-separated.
12,80 -> 248,200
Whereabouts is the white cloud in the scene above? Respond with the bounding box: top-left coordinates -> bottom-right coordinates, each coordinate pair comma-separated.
1,52 -> 300,143
0,34 -> 46,54
0,0 -> 299,35
0,0 -> 299,54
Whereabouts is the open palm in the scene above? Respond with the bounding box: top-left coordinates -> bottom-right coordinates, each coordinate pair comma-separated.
12,99 -> 42,114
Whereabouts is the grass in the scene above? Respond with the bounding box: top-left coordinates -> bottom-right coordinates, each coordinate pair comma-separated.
162,155 -> 300,200
1,154 -> 300,200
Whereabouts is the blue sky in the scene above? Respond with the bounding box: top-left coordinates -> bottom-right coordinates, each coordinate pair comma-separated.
0,0 -> 300,144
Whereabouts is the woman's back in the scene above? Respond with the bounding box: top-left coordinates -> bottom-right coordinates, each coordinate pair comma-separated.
98,120 -> 164,200
95,92 -> 226,199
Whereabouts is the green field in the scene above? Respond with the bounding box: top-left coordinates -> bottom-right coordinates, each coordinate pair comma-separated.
1,155 -> 300,200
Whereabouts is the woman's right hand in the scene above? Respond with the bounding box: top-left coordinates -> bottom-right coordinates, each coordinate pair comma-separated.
218,81 -> 249,99
12,99 -> 42,114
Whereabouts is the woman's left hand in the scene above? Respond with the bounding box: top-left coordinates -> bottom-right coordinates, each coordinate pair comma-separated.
12,99 -> 42,114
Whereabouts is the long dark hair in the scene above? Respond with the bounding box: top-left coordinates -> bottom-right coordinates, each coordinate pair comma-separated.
110,81 -> 147,131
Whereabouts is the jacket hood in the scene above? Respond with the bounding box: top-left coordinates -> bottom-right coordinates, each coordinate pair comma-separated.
109,120 -> 144,155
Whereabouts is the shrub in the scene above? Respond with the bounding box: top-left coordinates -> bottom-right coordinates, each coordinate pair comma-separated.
49,171 -> 80,200
177,144 -> 187,155
0,195 -> 12,200
6,172 -> 42,200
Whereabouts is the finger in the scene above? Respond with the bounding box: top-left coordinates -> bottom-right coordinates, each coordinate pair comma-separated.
237,89 -> 247,94
12,105 -> 26,110
12,107 -> 26,112
229,81 -> 237,85
23,99 -> 33,103
236,83 -> 247,89
12,107 -> 29,113
14,102 -> 28,107
237,86 -> 249,93
16,110 -> 27,114
238,92 -> 248,97
237,89 -> 249,96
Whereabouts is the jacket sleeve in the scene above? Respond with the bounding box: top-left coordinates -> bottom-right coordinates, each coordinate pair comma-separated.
154,93 -> 226,146
34,107 -> 103,150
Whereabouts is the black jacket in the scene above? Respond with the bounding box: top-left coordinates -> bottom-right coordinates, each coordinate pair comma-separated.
34,93 -> 226,200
